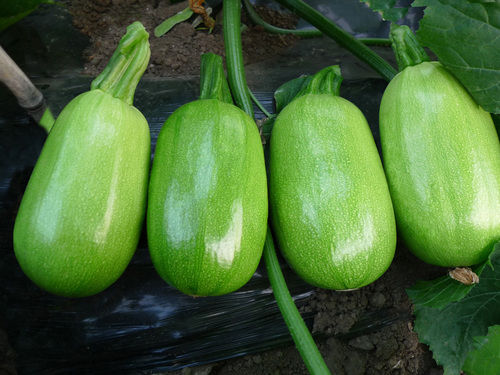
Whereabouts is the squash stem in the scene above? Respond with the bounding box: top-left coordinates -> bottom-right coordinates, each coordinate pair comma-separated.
39,107 -> 55,132
91,22 -> 150,106
223,0 -> 254,117
390,24 -> 430,71
273,0 -> 397,81
297,65 -> 343,98
223,1 -> 330,373
199,53 -> 234,104
264,229 -> 332,375
360,38 -> 392,46
243,0 -> 319,38
243,0 -> 391,46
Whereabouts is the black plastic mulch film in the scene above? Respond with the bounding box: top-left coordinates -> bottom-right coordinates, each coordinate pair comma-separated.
0,1 -> 422,373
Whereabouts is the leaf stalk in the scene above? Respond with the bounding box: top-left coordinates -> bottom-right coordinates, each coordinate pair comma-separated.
273,0 -> 397,81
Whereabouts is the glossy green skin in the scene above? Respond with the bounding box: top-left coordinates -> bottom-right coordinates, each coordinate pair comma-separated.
380,61 -> 500,267
147,99 -> 268,296
13,90 -> 150,297
269,94 -> 396,290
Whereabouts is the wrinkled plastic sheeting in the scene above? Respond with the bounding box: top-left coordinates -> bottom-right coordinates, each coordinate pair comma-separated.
0,76 -> 393,374
2,248 -> 314,375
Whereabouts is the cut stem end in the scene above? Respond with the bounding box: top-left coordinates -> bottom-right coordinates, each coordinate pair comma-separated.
91,21 -> 150,106
390,24 -> 430,71
297,65 -> 343,98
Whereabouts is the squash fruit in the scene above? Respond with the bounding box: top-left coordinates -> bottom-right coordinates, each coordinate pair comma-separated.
269,66 -> 397,290
13,22 -> 151,297
379,25 -> 500,267
147,54 -> 268,296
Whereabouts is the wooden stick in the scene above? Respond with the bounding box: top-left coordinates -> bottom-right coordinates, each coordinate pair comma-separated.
0,45 -> 47,123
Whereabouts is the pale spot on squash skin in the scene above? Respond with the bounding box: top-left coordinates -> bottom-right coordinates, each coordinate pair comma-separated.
164,180 -> 198,249
94,161 -> 121,245
205,199 -> 243,269
35,185 -> 64,246
332,213 -> 375,266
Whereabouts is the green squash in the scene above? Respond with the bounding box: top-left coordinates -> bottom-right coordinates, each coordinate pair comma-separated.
147,99 -> 268,296
269,67 -> 397,290
13,22 -> 151,297
380,61 -> 500,266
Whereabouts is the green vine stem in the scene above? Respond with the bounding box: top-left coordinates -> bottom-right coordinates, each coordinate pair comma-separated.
243,0 -> 319,38
242,0 -> 390,46
223,1 -> 331,373
39,107 -> 55,132
223,0 -> 254,117
273,0 -> 397,81
390,24 -> 430,71
248,89 -> 272,118
91,21 -> 150,106
264,229 -> 332,375
199,53 -> 234,104
360,38 -> 392,46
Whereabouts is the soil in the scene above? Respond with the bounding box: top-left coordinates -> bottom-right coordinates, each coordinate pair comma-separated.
68,0 -> 299,77
0,328 -> 16,375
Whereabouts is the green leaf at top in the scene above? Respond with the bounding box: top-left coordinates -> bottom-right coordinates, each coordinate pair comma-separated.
463,325 -> 500,375
154,7 -> 194,37
410,243 -> 500,375
360,0 -> 409,22
0,0 -> 54,32
413,0 -> 500,114
407,258 -> 490,309
274,75 -> 312,113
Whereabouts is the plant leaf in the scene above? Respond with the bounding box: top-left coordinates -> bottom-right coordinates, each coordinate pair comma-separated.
0,0 -> 54,32
409,243 -> 500,375
154,7 -> 194,37
413,0 -> 500,114
462,325 -> 500,375
274,75 -> 312,113
360,0 -> 409,22
406,260 -> 489,309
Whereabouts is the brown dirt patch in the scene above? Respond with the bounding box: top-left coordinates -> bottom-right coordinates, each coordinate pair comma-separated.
68,0 -> 299,77
0,327 -> 16,375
